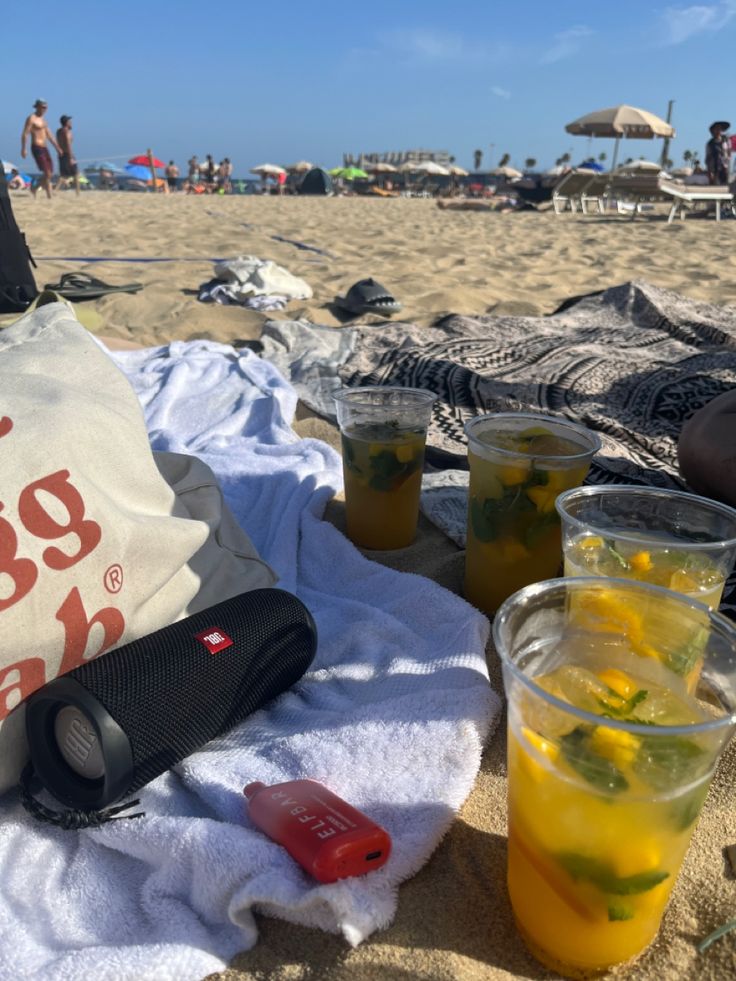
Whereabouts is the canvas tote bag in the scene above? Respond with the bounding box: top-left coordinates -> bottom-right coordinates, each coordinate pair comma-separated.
0,304 -> 276,791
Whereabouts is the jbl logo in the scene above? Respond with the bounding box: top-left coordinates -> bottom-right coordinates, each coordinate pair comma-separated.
194,627 -> 234,654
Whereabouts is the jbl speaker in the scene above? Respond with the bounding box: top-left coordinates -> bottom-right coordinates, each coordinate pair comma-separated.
23,588 -> 317,818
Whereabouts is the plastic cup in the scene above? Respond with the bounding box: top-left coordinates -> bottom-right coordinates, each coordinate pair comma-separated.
464,413 -> 600,615
334,387 -> 436,550
493,576 -> 736,977
556,485 -> 736,611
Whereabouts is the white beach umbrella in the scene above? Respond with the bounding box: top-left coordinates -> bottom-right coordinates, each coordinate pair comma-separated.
250,163 -> 286,176
365,162 -> 398,173
670,166 -> 694,177
410,160 -> 451,176
285,160 -> 313,173
2,160 -> 19,174
447,164 -> 469,176
489,166 -> 523,179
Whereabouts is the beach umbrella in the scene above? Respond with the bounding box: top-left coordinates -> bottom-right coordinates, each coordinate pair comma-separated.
86,161 -> 124,174
565,104 -> 675,170
489,166 -> 523,179
286,160 -> 313,173
124,163 -> 158,181
447,164 -> 469,176
670,166 -> 694,177
364,162 -> 398,173
129,153 -> 165,168
329,166 -> 370,180
577,159 -> 605,172
411,160 -> 450,176
250,163 -> 286,176
2,160 -> 19,175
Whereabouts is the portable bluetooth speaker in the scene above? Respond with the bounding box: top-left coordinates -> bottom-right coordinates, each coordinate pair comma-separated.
22,588 -> 317,821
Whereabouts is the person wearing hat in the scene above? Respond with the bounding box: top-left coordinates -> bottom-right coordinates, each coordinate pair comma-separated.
20,99 -> 61,200
705,120 -> 731,186
56,115 -> 79,195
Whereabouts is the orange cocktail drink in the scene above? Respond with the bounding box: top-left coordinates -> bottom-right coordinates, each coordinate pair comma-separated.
334,387 -> 435,550
493,577 -> 736,977
464,414 -> 600,615
557,485 -> 736,612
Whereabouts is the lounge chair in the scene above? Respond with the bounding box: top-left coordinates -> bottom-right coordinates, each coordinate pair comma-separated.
658,177 -> 733,222
552,170 -> 607,215
607,171 -> 668,218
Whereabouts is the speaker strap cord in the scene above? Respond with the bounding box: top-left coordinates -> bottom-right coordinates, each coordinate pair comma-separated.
19,764 -> 145,829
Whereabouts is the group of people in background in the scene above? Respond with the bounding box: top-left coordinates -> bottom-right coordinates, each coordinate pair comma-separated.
13,98 -> 236,198
179,155 -> 233,194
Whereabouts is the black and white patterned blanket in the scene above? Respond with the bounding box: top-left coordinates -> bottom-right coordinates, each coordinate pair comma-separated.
260,280 -> 736,614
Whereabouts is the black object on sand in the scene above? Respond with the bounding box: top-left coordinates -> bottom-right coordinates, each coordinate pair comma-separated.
43,272 -> 144,301
0,167 -> 38,313
336,278 -> 402,316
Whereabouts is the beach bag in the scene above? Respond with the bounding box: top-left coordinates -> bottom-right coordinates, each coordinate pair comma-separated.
0,303 -> 277,792
0,168 -> 37,313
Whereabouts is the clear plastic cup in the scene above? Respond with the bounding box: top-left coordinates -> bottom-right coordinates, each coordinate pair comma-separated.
464,413 -> 600,615
556,485 -> 736,611
333,387 -> 436,550
493,576 -> 736,977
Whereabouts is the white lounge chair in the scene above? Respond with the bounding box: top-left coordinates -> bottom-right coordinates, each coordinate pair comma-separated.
658,178 -> 733,222
552,170 -> 606,215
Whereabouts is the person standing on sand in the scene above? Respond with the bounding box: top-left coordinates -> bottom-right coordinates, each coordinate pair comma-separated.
705,121 -> 731,185
55,115 -> 79,195
166,160 -> 179,191
21,99 -> 61,199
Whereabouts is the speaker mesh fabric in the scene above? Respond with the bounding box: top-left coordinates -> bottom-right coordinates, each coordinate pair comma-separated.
66,588 -> 316,798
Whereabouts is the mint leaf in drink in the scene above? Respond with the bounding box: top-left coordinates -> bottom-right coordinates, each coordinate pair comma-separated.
666,624 -> 709,678
367,449 -> 419,492
634,733 -> 705,791
597,689 -> 648,719
560,726 -> 629,794
608,903 -> 635,921
558,852 -> 669,895
605,540 -> 630,570
669,782 -> 709,831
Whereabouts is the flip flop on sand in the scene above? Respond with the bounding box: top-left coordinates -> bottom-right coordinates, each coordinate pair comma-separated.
335,278 -> 402,317
43,272 -> 144,301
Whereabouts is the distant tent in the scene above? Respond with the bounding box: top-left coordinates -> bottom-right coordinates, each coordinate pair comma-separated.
298,168 -> 332,195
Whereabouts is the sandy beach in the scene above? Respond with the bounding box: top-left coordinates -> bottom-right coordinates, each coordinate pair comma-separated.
12,192 -> 736,349
8,191 -> 736,981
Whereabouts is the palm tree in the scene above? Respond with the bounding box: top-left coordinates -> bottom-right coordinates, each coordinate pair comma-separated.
498,152 -> 511,168
598,152 -> 607,163
524,157 -> 537,171
473,149 -> 483,171
683,149 -> 694,166
560,152 -> 571,165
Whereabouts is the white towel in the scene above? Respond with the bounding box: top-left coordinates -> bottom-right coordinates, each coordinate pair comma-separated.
0,340 -> 498,981
214,255 -> 313,300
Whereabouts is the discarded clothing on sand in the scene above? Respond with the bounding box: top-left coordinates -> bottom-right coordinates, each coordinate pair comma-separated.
198,280 -> 289,310
214,255 -> 312,300
259,280 -> 736,619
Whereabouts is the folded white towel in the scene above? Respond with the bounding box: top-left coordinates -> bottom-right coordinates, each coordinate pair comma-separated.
0,339 -> 498,981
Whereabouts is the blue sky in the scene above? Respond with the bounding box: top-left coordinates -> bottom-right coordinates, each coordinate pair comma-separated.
2,1 -> 735,174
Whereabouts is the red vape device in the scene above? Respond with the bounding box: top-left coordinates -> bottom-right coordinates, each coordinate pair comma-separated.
243,778 -> 392,883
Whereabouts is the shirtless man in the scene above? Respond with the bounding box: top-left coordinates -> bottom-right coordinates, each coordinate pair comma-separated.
21,99 -> 61,199
56,115 -> 79,195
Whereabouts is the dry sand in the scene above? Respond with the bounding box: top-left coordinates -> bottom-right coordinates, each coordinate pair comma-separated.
12,192 -> 736,349
9,192 -> 736,980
